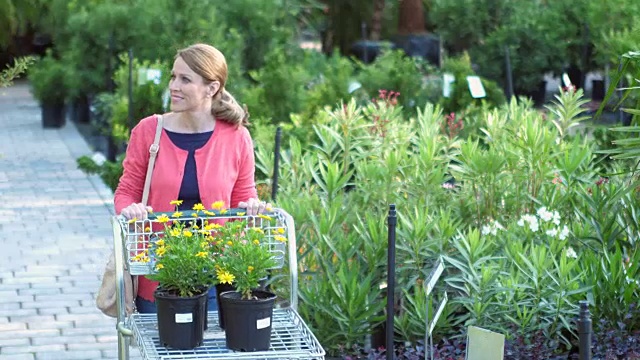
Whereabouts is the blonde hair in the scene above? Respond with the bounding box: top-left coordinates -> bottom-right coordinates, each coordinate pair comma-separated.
176,43 -> 248,126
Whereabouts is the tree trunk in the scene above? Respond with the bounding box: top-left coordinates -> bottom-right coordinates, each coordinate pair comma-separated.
369,0 -> 385,41
397,0 -> 426,35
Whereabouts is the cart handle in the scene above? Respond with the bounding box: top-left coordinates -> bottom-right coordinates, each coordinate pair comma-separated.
144,208 -> 276,220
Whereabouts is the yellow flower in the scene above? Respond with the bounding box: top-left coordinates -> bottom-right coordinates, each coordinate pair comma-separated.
195,251 -> 207,258
192,223 -> 200,230
227,241 -> 233,246
211,201 -> 225,210
157,214 -> 170,223
276,227 -> 285,234
275,235 -> 287,243
211,224 -> 222,229
217,271 -> 235,285
200,241 -> 208,248
258,214 -> 272,221
170,200 -> 183,206
156,247 -> 166,256
237,212 -> 246,216
155,239 -> 165,246
248,266 -> 254,273
203,210 -> 215,216
171,211 -> 183,218
220,209 -> 228,215
251,227 -> 264,234
182,230 -> 193,238
170,228 -> 181,237
132,252 -> 149,262
191,212 -> 199,218
155,263 -> 164,270
253,239 -> 260,245
192,203 -> 205,211
127,217 -> 137,224
144,226 -> 151,232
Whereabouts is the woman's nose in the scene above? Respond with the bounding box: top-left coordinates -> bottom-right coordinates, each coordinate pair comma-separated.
169,79 -> 179,92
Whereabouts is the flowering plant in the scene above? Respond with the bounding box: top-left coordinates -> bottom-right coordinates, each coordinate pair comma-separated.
146,200 -> 221,297
482,206 -> 576,258
215,214 -> 287,300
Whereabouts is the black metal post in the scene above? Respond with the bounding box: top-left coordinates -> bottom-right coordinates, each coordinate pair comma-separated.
504,46 -> 514,100
578,301 -> 592,360
361,22 -> 368,63
386,204 -> 397,360
127,48 -> 134,131
580,24 -> 590,90
617,56 -> 624,124
271,127 -> 282,202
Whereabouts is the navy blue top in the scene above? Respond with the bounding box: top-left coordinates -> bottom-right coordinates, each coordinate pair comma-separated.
164,129 -> 213,211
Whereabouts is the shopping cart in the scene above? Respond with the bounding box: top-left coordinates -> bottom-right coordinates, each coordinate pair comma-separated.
111,208 -> 325,359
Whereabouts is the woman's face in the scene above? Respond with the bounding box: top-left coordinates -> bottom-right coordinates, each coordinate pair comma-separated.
168,56 -> 219,113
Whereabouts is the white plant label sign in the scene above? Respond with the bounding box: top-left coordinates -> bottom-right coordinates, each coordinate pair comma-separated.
175,313 -> 193,323
467,76 -> 486,99
256,317 -> 271,329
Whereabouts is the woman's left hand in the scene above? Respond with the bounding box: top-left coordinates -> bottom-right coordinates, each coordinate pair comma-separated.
238,198 -> 272,216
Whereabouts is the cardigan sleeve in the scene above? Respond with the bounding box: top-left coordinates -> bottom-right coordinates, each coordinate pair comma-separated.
114,121 -> 150,214
230,128 -> 258,208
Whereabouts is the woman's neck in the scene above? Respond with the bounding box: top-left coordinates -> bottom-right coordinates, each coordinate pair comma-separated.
169,111 -> 216,133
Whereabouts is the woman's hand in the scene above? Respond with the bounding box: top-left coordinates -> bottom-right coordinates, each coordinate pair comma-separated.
238,198 -> 271,216
120,202 -> 153,220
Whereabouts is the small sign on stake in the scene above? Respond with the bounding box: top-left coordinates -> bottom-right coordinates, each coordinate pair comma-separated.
466,76 -> 486,99
443,73 -> 455,98
465,326 -> 505,360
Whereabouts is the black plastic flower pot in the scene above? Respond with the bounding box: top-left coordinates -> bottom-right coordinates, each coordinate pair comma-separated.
214,283 -> 235,329
154,288 -> 208,350
215,278 -> 268,330
41,101 -> 66,128
219,290 -> 276,352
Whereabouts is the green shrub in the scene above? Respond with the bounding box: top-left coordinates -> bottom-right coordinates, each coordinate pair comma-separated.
28,51 -> 67,104
438,53 -> 506,113
355,49 -> 439,112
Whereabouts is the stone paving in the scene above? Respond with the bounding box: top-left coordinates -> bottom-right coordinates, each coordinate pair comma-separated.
0,82 -> 141,360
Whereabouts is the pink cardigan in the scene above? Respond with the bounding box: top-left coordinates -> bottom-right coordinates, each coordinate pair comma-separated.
114,114 -> 258,300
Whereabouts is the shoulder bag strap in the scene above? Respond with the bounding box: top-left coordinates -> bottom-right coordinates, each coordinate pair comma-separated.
141,114 -> 163,206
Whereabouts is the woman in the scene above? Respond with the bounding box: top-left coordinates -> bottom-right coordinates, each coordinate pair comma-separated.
114,43 -> 268,313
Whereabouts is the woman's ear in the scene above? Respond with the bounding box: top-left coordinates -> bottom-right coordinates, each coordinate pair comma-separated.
209,81 -> 221,97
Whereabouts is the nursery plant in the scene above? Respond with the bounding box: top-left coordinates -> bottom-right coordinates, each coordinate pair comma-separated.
254,84 -> 640,357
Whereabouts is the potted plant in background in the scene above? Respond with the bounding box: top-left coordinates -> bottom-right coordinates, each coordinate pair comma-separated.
147,201 -> 220,350
216,213 -> 286,352
28,50 -> 67,128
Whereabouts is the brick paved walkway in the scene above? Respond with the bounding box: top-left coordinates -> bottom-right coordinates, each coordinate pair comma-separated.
0,83 -> 141,360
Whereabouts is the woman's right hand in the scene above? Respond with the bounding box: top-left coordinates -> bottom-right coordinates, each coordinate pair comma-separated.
120,202 -> 153,220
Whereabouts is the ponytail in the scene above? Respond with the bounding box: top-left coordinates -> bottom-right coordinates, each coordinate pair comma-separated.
211,89 -> 249,127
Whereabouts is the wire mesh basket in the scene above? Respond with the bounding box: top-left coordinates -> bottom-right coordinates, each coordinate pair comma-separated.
118,208 -> 287,276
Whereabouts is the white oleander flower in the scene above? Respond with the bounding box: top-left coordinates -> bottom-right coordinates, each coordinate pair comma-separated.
552,211 -> 561,226
559,226 -> 570,240
566,247 -> 577,259
537,207 -> 553,222
546,228 -> 558,237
